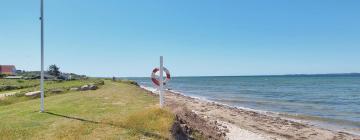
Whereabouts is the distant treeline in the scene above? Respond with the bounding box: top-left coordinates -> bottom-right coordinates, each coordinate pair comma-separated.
16,71 -> 87,80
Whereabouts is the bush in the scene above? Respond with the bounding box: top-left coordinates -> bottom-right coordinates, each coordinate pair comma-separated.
115,80 -> 139,86
15,92 -> 25,97
0,85 -> 19,92
94,80 -> 105,86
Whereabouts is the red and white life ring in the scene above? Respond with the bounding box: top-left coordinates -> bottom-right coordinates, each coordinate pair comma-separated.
151,67 -> 171,86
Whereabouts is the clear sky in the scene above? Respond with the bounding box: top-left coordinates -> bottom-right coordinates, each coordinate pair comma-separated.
1,0 -> 359,77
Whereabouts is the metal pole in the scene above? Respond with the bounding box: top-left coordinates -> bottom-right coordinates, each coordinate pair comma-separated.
40,0 -> 45,113
159,56 -> 164,108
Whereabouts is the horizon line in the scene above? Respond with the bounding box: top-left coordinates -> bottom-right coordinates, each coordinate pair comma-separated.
93,72 -> 360,78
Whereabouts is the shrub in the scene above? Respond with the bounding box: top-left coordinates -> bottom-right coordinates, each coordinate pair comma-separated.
116,80 -> 139,86
0,85 -> 19,92
94,80 -> 105,86
15,92 -> 25,97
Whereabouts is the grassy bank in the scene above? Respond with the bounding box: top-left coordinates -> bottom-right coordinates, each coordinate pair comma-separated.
0,81 -> 174,139
0,79 -> 39,92
0,79 -> 104,106
0,79 -> 103,94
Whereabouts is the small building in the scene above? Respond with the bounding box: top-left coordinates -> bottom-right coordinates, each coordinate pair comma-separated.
0,65 -> 17,76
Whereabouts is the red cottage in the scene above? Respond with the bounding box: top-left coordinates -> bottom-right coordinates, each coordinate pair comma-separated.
0,65 -> 17,75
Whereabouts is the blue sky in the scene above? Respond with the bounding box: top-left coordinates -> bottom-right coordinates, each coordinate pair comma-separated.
1,0 -> 359,77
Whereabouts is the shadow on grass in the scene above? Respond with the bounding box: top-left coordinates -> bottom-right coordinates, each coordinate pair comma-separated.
45,112 -> 100,124
44,112 -> 168,140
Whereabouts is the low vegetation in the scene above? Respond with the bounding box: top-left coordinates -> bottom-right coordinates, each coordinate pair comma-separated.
0,79 -> 40,92
0,80 -> 175,139
113,79 -> 140,86
0,79 -> 104,106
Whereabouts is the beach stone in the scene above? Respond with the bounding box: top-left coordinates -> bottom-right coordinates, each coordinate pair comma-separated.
80,85 -> 90,91
70,87 -> 80,91
228,120 -> 235,124
180,124 -> 187,129
3,92 -> 18,97
0,94 -> 5,99
25,91 -> 41,97
89,85 -> 98,90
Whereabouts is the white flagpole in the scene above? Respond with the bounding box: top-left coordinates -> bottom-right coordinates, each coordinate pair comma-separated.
40,0 -> 45,113
159,56 -> 164,108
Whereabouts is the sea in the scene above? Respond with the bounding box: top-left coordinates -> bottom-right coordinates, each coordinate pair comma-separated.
126,75 -> 360,134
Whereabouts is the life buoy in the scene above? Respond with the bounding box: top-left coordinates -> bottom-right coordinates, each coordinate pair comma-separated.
151,67 -> 171,86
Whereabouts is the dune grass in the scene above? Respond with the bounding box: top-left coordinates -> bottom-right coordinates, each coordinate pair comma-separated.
0,81 -> 174,140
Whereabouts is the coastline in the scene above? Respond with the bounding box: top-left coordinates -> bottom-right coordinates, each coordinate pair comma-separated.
141,86 -> 360,140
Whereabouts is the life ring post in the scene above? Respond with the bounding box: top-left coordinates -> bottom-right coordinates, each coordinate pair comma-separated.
159,56 -> 164,108
151,56 -> 171,108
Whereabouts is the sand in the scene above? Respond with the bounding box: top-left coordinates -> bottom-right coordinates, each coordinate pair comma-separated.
143,87 -> 360,140
220,120 -> 269,140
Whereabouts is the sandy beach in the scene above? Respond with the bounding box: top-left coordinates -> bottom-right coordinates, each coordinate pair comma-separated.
143,87 -> 360,140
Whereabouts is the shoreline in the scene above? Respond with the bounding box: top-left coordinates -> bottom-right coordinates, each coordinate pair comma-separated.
141,86 -> 360,140
141,86 -> 360,136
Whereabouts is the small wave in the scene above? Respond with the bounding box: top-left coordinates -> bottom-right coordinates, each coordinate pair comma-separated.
140,85 -> 273,115
280,113 -> 360,126
140,85 -> 159,94
167,89 -> 213,102
280,113 -> 360,135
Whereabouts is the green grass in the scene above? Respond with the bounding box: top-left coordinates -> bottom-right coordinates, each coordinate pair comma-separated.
0,79 -> 40,92
0,79 -> 103,94
114,79 -> 140,86
0,79 -> 104,106
0,81 -> 174,140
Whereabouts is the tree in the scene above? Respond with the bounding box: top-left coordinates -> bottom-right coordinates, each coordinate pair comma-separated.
48,64 -> 61,77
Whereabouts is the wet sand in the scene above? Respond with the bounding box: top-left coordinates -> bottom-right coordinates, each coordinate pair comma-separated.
144,87 -> 360,140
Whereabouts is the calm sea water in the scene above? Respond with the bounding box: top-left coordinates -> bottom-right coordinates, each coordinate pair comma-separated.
127,76 -> 360,131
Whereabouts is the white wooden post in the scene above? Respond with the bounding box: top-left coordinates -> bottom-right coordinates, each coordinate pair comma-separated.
159,56 -> 164,108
